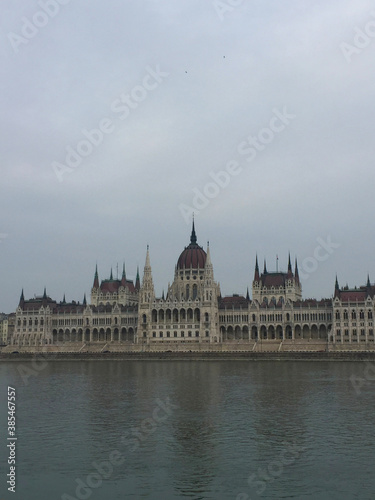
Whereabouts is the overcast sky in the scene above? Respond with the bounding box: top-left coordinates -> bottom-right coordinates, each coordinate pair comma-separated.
1,0 -> 375,312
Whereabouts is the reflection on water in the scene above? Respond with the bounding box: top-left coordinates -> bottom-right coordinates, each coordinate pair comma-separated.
1,361 -> 375,499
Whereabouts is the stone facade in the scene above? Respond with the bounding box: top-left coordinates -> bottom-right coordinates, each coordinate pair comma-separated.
330,277 -> 375,346
6,223 -> 375,350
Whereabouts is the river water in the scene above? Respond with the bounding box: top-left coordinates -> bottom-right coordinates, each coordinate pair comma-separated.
1,360 -> 375,499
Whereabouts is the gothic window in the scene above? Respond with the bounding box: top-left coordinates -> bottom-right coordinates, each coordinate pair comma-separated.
335,311 -> 340,320
343,310 -> 348,320
186,285 -> 190,300
351,310 -> 356,320
193,284 -> 198,300
368,311 -> 373,320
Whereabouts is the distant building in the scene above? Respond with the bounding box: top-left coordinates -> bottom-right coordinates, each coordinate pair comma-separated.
0,314 -> 8,345
7,222 -> 375,349
331,276 -> 375,344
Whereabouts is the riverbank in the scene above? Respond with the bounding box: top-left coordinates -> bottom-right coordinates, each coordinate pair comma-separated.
1,351 -> 375,361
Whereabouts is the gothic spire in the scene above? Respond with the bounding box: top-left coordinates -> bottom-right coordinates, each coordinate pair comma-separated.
135,265 -> 140,290
190,218 -> 197,245
295,257 -> 300,283
254,255 -> 260,281
83,293 -> 87,306
288,252 -> 292,272
110,268 -> 113,280
121,262 -> 126,287
334,274 -> 340,298
19,289 -> 25,307
263,259 -> 267,274
93,264 -> 99,288
141,245 -> 155,300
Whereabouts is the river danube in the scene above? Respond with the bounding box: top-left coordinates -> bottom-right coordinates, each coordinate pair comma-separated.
1,360 -> 375,499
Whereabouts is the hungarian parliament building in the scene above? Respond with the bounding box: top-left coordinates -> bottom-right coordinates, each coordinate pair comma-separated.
8,223 -> 375,350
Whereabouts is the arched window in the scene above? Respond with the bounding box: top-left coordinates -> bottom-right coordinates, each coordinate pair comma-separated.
351,310 -> 356,320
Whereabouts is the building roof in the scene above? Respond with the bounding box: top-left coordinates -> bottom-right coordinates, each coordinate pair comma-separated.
100,279 -> 136,294
219,295 -> 249,309
261,272 -> 287,287
177,221 -> 207,269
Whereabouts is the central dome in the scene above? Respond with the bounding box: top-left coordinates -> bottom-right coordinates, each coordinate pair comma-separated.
177,222 -> 207,269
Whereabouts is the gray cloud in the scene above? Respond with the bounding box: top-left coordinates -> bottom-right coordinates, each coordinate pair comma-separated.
1,0 -> 374,311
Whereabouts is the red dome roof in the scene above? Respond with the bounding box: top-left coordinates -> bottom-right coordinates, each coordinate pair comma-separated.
177,222 -> 207,269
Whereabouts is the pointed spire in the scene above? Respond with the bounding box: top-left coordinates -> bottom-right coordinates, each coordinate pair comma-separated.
263,259 -> 267,274
206,242 -> 212,266
141,245 -> 155,302
145,245 -> 151,267
334,274 -> 340,298
121,262 -> 126,287
288,252 -> 292,272
83,293 -> 87,306
110,268 -> 113,280
135,265 -> 140,290
162,289 -> 165,300
93,264 -> 99,288
254,255 -> 260,281
62,293 -> 66,304
246,287 -> 250,301
190,217 -> 197,245
43,287 -> 47,299
367,274 -> 371,287
19,289 -> 25,307
295,257 -> 299,283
